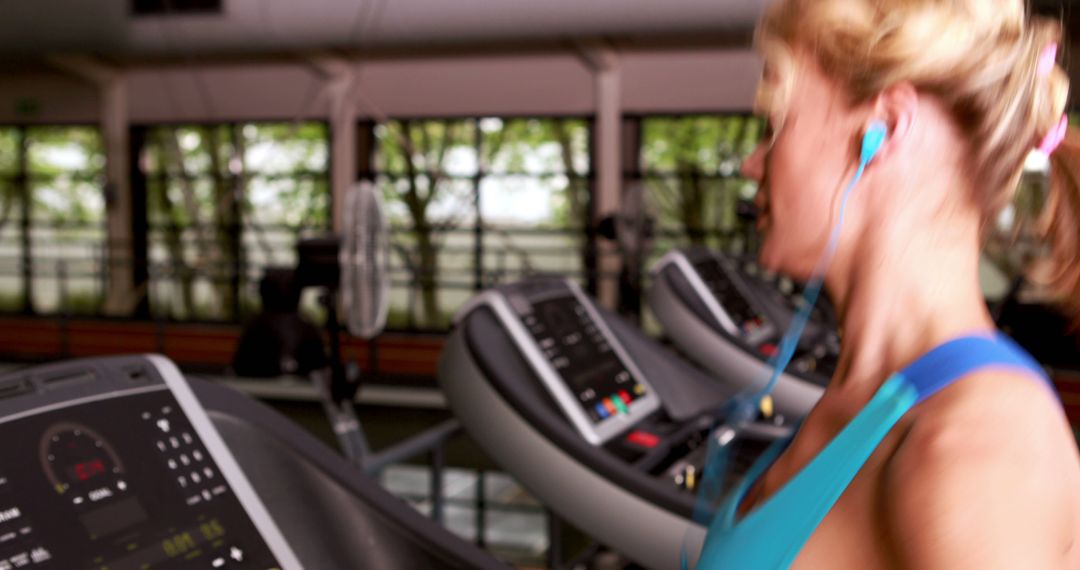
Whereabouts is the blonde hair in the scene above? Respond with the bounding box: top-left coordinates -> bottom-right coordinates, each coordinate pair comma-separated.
756,0 -> 1080,320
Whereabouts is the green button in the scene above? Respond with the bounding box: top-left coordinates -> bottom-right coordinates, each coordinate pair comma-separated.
612,396 -> 628,415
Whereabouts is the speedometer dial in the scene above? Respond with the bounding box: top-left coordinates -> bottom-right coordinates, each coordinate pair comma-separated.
39,423 -> 124,496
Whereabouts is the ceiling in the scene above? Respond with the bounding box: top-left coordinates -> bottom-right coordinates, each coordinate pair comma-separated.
0,0 -> 767,60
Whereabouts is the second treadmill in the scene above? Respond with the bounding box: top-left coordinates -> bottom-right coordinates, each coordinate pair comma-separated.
439,276 -> 787,569
649,247 -> 840,418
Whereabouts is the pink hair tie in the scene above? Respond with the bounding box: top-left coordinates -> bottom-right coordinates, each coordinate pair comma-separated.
1037,115 -> 1068,157
1038,43 -> 1058,77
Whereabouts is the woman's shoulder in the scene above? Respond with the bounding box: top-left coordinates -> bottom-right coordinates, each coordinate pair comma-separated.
910,366 -> 1060,437
883,368 -> 1079,567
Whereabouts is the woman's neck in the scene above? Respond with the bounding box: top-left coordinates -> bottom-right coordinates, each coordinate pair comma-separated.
825,217 -> 994,399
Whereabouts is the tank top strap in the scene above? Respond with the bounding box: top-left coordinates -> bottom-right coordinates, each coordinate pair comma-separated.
694,331 -> 1056,569
899,332 -> 1051,405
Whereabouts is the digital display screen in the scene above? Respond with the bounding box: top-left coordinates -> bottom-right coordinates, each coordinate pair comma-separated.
79,496 -> 148,538
518,296 -> 647,424
105,519 -> 227,570
70,460 -> 107,482
0,390 -> 282,570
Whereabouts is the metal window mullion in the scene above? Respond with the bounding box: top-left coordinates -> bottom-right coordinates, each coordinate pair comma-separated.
16,126 -> 32,314
473,120 -> 484,292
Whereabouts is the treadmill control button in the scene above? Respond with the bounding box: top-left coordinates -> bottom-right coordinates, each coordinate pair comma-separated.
759,343 -> 778,357
626,430 -> 660,448
595,402 -> 610,419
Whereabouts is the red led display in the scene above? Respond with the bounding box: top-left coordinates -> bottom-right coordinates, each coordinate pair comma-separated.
74,459 -> 106,481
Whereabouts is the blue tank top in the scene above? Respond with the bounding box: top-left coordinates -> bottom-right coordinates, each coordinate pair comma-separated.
695,332 -> 1058,569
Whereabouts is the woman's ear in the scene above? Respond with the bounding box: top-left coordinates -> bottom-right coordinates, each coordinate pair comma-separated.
871,81 -> 919,158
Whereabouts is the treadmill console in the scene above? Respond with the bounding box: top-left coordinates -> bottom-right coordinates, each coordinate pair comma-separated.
462,277 -> 660,444
0,356 -> 299,570
677,249 -> 777,348
654,248 -> 840,380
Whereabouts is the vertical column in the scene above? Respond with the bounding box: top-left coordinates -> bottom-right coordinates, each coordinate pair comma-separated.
355,120 -> 376,182
578,44 -> 622,309
228,125 -> 244,319
15,127 -> 31,313
101,77 -> 133,315
473,123 -> 484,291
620,117 -> 644,317
330,92 -> 357,233
310,56 -> 358,233
129,126 -> 150,318
48,56 -> 134,316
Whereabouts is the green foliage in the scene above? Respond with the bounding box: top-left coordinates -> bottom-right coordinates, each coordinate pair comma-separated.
0,126 -> 107,226
0,126 -> 106,317
27,126 -> 104,175
482,118 -> 590,176
376,118 -> 590,225
375,117 -> 591,329
384,305 -> 454,331
640,115 -> 763,249
146,123 -> 329,227
61,291 -> 105,316
0,129 -> 17,174
0,291 -> 23,312
144,121 -> 330,322
377,119 -> 474,173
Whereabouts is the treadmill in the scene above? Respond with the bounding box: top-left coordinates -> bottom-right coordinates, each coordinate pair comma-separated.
0,354 -> 503,570
649,247 -> 840,418
439,276 -> 787,570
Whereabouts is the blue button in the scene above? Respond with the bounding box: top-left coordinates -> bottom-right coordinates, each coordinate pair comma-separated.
595,402 -> 609,419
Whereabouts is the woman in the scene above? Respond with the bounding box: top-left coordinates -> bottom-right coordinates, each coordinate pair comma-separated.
698,0 -> 1080,567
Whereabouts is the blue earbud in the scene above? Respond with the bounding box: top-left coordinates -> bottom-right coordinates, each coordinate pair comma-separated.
860,120 -> 889,166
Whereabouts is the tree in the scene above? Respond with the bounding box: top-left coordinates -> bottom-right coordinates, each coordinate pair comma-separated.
0,127 -> 105,314
375,117 -> 591,329
152,127 -> 200,317
377,119 -> 475,328
640,115 -> 762,252
146,123 -> 330,321
479,117 -> 590,281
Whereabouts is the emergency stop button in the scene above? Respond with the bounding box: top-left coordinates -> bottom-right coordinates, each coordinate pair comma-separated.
626,430 -> 660,449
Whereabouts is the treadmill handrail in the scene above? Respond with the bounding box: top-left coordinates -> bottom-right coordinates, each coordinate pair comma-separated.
190,378 -> 508,570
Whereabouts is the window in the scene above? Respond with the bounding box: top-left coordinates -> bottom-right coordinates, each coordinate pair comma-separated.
373,117 -> 590,331
638,114 -> 764,261
0,126 -> 106,315
140,122 -> 329,321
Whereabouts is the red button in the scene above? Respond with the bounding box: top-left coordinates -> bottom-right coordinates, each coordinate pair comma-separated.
759,343 -> 778,357
626,430 -> 660,449
619,390 -> 631,404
